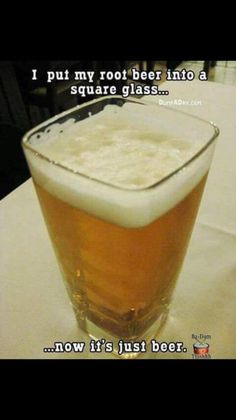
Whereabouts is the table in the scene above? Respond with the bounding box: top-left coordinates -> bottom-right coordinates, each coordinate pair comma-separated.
1,80 -> 236,359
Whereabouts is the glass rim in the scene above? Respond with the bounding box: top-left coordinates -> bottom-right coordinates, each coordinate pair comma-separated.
22,95 -> 220,192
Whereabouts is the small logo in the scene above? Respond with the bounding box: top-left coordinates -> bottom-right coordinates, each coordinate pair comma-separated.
192,334 -> 211,359
193,342 -> 209,355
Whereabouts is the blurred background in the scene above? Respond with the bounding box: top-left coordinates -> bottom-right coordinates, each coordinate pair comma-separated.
1,60 -> 236,199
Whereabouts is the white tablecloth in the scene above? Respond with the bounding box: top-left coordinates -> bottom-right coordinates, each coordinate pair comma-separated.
1,80 -> 236,359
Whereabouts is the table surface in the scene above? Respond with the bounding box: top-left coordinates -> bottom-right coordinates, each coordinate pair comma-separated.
1,80 -> 236,359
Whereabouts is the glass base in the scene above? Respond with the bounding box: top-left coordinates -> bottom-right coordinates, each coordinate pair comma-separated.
75,309 -> 169,359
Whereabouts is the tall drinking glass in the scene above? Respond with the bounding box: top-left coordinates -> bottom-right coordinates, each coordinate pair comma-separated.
22,96 -> 219,358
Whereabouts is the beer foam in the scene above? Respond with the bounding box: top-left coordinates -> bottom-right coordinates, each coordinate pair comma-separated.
23,100 -> 217,228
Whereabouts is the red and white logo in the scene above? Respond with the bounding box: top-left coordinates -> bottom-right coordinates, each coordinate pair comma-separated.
193,342 -> 209,355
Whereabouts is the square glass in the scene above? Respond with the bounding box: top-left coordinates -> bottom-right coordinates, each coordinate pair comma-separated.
22,96 -> 219,358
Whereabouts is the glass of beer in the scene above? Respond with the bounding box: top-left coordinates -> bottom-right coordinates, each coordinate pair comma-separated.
22,97 -> 219,358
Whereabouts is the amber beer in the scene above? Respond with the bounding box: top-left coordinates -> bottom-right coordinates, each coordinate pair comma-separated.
22,97 -> 219,352
34,175 -> 207,339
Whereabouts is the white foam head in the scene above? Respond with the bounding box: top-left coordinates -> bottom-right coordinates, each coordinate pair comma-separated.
22,97 -> 218,228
